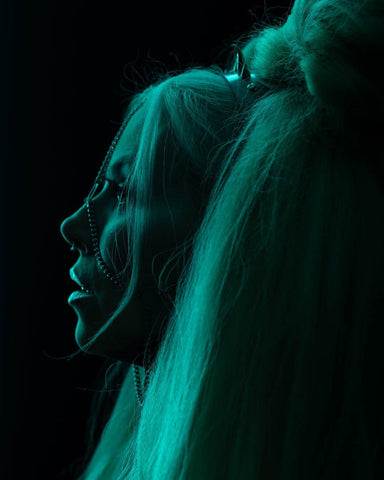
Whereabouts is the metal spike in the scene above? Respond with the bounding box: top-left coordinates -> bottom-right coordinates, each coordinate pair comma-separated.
233,45 -> 251,80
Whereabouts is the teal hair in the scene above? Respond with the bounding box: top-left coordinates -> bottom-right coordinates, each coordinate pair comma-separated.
66,1 -> 384,478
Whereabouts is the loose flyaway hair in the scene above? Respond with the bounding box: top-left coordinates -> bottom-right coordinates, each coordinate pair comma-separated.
60,1 -> 384,478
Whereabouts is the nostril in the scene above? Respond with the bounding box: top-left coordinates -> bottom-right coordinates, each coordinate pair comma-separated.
67,239 -> 91,256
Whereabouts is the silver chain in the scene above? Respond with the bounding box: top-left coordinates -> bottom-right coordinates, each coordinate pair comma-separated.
83,99 -> 151,406
85,199 -> 126,289
133,363 -> 151,407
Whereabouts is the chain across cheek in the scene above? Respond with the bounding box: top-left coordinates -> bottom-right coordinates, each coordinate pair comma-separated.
77,97 -> 146,293
86,199 -> 126,289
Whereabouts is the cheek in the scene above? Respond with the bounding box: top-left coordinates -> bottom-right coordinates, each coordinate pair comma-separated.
99,220 -> 129,271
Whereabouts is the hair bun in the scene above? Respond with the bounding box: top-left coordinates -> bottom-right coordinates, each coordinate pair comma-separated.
298,38 -> 375,113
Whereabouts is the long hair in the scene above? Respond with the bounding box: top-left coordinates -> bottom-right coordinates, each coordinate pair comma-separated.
67,1 -> 384,478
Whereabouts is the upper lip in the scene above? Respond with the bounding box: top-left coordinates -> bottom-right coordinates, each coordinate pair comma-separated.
69,267 -> 94,292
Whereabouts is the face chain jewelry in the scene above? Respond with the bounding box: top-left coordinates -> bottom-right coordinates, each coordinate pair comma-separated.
133,363 -> 151,407
83,100 -> 145,288
81,99 -> 152,406
85,199 -> 125,289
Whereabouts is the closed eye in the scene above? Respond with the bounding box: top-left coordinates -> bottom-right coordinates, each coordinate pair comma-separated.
105,177 -> 125,191
104,176 -> 137,209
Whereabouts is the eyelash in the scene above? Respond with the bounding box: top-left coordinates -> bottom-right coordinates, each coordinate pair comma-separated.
104,176 -> 127,207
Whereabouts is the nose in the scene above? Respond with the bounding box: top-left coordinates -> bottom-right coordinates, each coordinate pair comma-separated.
60,203 -> 91,254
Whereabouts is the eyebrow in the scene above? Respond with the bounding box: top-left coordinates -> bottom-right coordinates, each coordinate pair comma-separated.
106,156 -> 132,180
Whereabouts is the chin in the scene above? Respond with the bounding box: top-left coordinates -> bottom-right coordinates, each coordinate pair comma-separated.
75,321 -> 106,354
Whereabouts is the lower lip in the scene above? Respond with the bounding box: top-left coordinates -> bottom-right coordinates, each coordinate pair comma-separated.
68,290 -> 95,303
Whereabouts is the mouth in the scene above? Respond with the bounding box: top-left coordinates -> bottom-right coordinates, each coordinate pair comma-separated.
79,285 -> 94,295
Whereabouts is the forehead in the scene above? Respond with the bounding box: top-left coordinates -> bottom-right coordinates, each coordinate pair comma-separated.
106,110 -> 143,179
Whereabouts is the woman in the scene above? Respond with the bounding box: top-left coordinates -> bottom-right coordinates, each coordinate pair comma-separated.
60,0 -> 384,478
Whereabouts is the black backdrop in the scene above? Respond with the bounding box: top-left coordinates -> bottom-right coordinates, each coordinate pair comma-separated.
1,1 -> 292,478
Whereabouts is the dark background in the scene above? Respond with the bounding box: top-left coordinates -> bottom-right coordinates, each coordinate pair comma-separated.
1,1 -> 292,478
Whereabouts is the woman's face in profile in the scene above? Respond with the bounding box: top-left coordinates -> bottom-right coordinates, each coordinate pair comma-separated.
60,112 -> 200,363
